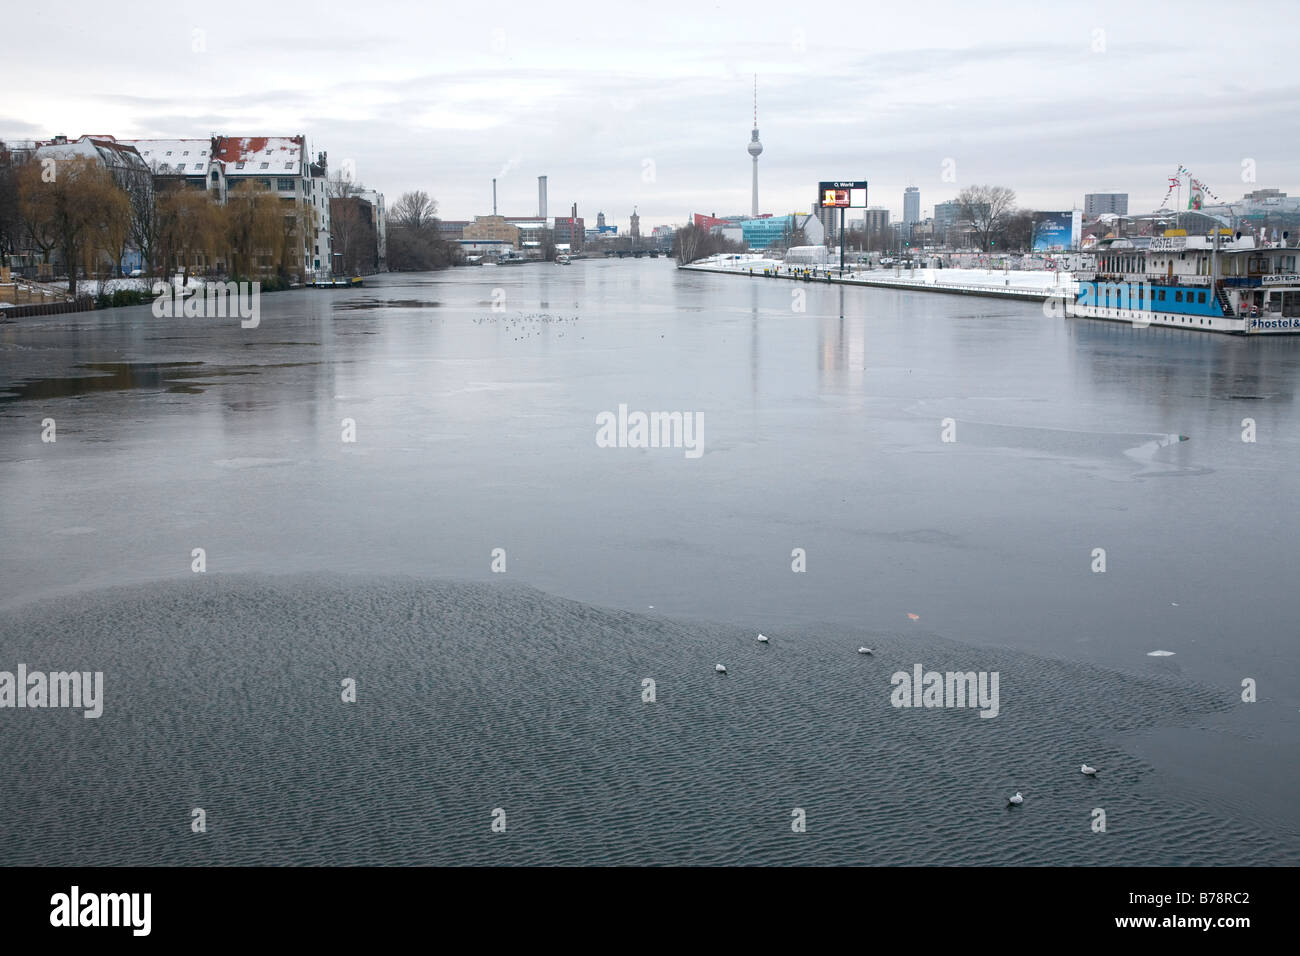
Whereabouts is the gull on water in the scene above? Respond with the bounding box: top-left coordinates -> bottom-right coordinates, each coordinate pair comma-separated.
1008,792 -> 1024,806
756,634 -> 769,643
857,647 -> 873,655
715,664 -> 727,673
1081,765 -> 1097,776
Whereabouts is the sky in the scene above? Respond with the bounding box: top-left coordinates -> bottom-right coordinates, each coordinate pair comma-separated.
5,0 -> 1299,230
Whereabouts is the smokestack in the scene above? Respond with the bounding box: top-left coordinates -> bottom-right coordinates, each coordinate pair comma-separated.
492,178 -> 497,216
538,175 -> 548,219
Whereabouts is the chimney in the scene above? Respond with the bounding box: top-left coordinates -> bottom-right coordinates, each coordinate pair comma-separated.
492,178 -> 497,216
538,175 -> 547,219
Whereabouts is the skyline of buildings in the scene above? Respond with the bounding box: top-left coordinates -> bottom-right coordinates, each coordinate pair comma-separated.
6,117 -> 1298,272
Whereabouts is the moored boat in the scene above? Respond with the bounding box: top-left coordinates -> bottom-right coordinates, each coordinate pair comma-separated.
1063,231 -> 1300,334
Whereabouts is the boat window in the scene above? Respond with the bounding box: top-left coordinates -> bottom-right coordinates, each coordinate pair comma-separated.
1175,291 -> 1183,302
1285,292 -> 1300,318
1159,290 -> 1166,301
1198,292 -> 1206,304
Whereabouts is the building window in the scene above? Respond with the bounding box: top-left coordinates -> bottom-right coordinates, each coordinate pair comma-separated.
277,178 -> 294,191
236,162 -> 245,170
260,162 -> 269,169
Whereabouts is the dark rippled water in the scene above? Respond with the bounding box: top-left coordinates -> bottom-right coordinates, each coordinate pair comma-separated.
2,261 -> 1298,864
1,574 -> 1289,866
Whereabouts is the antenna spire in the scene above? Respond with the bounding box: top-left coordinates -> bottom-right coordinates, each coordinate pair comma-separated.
753,74 -> 758,127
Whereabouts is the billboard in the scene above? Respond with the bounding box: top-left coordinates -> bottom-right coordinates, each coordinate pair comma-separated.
1032,210 -> 1082,252
818,180 -> 868,209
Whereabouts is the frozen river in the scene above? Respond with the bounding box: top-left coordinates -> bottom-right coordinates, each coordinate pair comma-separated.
1,258 -> 1297,864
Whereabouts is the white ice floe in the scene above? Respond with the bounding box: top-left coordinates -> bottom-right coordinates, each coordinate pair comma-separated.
756,634 -> 769,643
1146,650 -> 1176,657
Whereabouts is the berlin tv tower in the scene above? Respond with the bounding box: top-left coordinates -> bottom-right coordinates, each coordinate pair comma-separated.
747,75 -> 763,218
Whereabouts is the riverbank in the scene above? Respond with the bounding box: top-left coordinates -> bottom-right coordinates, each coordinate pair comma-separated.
681,255 -> 1075,303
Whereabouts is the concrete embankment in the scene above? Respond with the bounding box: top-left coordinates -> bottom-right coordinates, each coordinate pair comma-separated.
681,262 -> 1068,303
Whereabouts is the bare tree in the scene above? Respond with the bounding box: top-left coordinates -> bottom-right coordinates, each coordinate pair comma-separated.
221,182 -> 287,280
957,185 -> 1017,252
125,168 -> 159,276
673,223 -> 745,264
390,191 -> 437,231
0,143 -> 23,270
15,162 -> 57,273
386,191 -> 455,271
97,185 -> 133,280
328,172 -> 364,200
20,157 -> 125,294
998,209 -> 1035,252
158,188 -> 221,284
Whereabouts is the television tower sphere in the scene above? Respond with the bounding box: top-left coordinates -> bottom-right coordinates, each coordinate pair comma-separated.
748,128 -> 763,157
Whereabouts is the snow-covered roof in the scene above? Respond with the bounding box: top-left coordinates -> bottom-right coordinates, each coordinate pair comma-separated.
120,139 -> 214,174
213,136 -> 304,176
33,135 -> 147,172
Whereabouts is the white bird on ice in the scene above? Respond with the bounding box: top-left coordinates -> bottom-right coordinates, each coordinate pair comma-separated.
1081,764 -> 1097,776
756,634 -> 769,643
715,664 -> 727,673
857,647 -> 873,655
1008,791 -> 1024,806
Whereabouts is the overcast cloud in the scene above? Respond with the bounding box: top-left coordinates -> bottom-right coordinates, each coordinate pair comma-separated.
5,0 -> 1297,229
